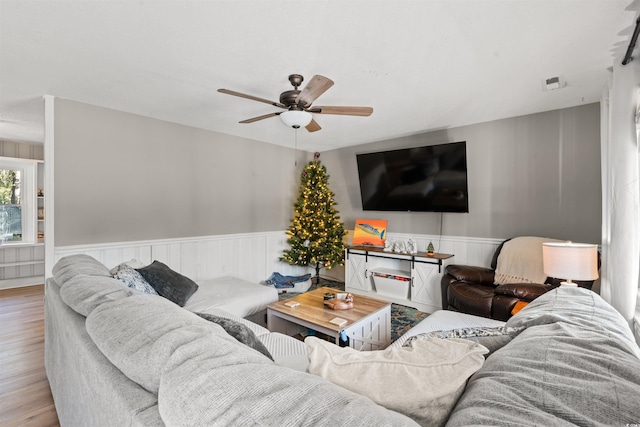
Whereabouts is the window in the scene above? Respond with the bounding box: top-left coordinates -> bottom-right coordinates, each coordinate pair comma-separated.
0,157 -> 37,244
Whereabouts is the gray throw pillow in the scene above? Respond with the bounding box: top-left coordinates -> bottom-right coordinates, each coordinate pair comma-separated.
136,261 -> 198,307
195,312 -> 273,361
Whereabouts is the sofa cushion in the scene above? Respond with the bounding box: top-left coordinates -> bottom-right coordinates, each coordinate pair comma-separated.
444,264 -> 496,286
494,282 -> 552,302
448,281 -> 495,318
506,286 -> 638,352
85,294 -> 269,394
52,254 -> 112,287
136,261 -> 198,306
258,332 -> 309,372
158,339 -> 419,427
60,274 -> 136,317
446,287 -> 640,426
306,336 -> 488,426
194,312 -> 273,361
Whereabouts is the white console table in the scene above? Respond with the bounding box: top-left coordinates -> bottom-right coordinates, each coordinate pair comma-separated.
345,245 -> 453,314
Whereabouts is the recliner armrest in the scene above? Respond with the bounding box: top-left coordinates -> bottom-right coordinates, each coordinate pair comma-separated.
444,265 -> 496,287
494,282 -> 554,302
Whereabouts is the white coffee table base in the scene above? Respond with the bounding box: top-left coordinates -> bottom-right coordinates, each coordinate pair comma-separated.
267,305 -> 391,351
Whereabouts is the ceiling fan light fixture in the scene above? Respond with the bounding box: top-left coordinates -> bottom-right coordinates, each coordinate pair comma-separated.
280,110 -> 312,129
219,74 -> 372,133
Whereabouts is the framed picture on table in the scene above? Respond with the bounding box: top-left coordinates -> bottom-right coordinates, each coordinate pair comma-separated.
352,218 -> 388,247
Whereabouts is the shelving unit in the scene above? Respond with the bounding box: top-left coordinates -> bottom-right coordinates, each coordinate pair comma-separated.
0,159 -> 45,288
345,245 -> 453,313
37,161 -> 44,243
0,243 -> 45,289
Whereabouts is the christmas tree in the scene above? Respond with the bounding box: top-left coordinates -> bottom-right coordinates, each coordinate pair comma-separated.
281,153 -> 347,285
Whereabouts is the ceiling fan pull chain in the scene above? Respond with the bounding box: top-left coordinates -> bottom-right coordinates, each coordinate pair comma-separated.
294,128 -> 298,167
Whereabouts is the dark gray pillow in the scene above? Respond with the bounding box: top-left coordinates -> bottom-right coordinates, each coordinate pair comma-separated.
195,312 -> 273,361
136,261 -> 198,307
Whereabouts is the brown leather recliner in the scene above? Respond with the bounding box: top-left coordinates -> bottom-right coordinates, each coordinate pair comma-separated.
440,238 -> 597,321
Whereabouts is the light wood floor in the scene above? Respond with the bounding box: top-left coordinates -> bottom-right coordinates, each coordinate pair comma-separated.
0,285 -> 60,427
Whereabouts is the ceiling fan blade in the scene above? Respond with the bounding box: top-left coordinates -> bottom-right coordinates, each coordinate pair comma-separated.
308,106 -> 373,116
305,118 -> 322,132
239,112 -> 281,124
295,75 -> 334,107
218,89 -> 286,108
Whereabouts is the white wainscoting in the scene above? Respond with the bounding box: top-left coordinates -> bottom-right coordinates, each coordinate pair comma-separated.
383,233 -> 504,267
53,231 -> 313,284
54,231 -> 504,285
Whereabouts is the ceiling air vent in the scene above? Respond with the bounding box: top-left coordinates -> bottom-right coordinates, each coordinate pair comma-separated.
542,76 -> 565,92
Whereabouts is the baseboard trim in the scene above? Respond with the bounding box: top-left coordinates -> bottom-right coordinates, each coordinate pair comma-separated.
0,276 -> 45,290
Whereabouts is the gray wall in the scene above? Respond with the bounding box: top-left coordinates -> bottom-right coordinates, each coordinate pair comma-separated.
321,103 -> 601,244
54,99 -> 306,246
54,100 -> 601,246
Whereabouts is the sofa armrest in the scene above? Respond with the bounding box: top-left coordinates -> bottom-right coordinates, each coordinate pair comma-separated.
444,265 -> 496,287
494,283 -> 553,302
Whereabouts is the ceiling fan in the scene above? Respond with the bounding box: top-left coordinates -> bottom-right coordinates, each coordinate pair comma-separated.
218,74 -> 373,132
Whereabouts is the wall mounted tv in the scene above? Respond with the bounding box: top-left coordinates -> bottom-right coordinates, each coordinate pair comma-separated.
356,141 -> 469,213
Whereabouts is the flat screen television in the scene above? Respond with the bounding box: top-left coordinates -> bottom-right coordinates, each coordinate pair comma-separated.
356,141 -> 469,213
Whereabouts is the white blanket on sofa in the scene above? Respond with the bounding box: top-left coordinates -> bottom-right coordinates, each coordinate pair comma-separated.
184,276 -> 278,317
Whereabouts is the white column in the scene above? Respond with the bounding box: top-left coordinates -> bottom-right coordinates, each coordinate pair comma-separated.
43,95 -> 55,279
601,59 -> 640,327
600,82 -> 611,300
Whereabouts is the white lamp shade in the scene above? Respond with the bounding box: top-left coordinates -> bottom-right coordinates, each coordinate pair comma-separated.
542,242 -> 599,281
280,110 -> 312,128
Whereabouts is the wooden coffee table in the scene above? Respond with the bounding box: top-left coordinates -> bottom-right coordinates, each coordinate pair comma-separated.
267,287 -> 391,351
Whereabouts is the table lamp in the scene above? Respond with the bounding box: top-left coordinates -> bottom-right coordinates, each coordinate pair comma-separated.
542,241 -> 599,286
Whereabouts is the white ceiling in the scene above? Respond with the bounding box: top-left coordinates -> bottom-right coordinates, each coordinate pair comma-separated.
0,1 -> 637,151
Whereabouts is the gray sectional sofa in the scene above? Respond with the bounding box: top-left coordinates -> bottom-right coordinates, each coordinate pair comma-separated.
45,255 -> 419,426
45,254 -> 640,426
